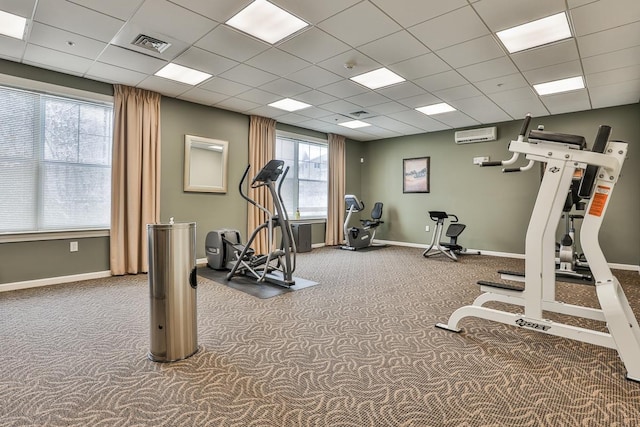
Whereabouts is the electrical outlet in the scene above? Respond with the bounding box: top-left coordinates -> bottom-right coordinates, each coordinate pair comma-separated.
425,225 -> 430,232
70,241 -> 78,252
473,156 -> 489,165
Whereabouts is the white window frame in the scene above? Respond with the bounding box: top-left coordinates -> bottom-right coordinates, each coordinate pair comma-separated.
275,130 -> 328,221
0,73 -> 113,243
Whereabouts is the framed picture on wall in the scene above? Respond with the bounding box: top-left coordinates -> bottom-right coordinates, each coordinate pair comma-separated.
403,157 -> 430,193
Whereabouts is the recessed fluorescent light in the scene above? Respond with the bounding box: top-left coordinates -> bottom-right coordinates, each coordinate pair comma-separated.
226,0 -> 308,44
415,103 -> 456,115
497,12 -> 572,53
155,63 -> 212,85
350,68 -> 405,90
0,10 -> 27,40
339,120 -> 370,129
534,76 -> 585,96
268,98 -> 311,112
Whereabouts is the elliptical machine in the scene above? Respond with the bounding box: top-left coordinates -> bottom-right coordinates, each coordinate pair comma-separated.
340,195 -> 384,251
205,159 -> 296,288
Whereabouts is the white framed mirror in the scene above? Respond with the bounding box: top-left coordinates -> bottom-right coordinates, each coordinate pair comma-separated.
184,135 -> 229,193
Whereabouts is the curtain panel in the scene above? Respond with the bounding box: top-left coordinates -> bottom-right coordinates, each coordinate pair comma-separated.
325,133 -> 346,246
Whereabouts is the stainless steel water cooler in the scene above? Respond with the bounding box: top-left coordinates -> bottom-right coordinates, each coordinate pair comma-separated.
147,222 -> 198,362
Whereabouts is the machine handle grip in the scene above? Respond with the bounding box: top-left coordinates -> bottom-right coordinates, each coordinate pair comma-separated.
503,167 -> 521,173
518,113 -> 532,138
480,161 -> 503,167
189,267 -> 198,289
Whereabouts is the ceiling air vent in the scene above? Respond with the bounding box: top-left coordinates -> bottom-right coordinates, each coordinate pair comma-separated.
131,34 -> 171,54
349,110 -> 369,118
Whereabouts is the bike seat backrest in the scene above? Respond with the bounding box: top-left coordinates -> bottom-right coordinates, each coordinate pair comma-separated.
371,202 -> 383,220
446,223 -> 466,238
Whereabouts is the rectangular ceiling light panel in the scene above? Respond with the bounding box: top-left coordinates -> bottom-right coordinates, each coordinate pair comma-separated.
226,0 -> 308,44
350,68 -> 406,90
268,98 -> 311,111
497,12 -> 572,53
0,10 -> 27,40
155,63 -> 212,85
415,103 -> 456,115
339,120 -> 370,129
533,76 -> 584,95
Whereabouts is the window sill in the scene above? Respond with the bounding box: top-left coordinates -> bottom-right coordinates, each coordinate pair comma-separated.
0,229 -> 109,243
290,218 -> 326,224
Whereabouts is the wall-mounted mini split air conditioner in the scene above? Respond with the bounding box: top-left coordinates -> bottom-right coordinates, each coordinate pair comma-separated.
454,126 -> 497,144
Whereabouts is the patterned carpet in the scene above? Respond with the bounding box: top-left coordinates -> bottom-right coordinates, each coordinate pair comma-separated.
1,246 -> 640,426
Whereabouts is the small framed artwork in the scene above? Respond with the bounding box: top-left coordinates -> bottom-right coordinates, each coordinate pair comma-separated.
403,157 -> 430,193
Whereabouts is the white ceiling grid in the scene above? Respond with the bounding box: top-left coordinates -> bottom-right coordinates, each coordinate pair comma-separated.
0,0 -> 638,140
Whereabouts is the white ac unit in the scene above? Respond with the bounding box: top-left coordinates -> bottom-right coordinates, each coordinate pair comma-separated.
454,126 -> 497,144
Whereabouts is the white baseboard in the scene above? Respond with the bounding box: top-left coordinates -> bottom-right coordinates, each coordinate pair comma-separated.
0,270 -> 112,293
373,239 -> 638,272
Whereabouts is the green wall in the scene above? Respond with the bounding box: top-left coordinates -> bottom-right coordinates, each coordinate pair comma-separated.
0,58 -> 637,285
361,104 -> 640,265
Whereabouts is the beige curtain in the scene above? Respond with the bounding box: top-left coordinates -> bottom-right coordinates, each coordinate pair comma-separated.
248,115 -> 276,254
110,85 -> 161,275
325,133 -> 346,246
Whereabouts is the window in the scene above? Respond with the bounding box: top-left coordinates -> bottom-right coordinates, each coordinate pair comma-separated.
276,131 -> 328,219
0,83 -> 113,233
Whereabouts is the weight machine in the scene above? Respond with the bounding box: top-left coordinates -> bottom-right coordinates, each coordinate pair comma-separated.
436,115 -> 640,382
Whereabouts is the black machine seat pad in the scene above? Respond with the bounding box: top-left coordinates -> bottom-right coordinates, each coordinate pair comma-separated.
528,130 -> 586,149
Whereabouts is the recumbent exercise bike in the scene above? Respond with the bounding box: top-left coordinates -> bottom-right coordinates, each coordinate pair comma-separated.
340,194 -> 384,251
422,211 -> 478,261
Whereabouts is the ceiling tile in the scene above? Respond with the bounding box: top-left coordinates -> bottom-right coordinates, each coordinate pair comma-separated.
522,60 -> 583,85
245,105 -> 286,119
449,95 -> 512,123
318,99 -> 362,115
367,101 -> 410,115
199,77 -> 251,96
488,88 -> 549,118
272,0 -> 361,25
377,82 -> 427,100
168,0 -> 251,22
296,107 -> 334,119
261,79 -> 310,98
388,53 -> 451,80
434,84 -> 483,102
278,28 -> 351,64
1,0 -> 37,17
214,97 -> 261,113
408,6 -> 490,51
273,111 -> 310,124
358,31 -> 430,66
369,0 -> 467,28
246,48 -> 310,77
128,0 -> 217,44
34,0 -> 124,43
586,65 -> 640,87
414,70 -> 468,92
97,45 -> 166,74
345,91 -> 391,107
397,93 -> 441,109
474,73 -> 530,94
589,79 -> 640,109
316,50 -> 380,78
28,22 -> 107,60
540,89 -> 591,114
67,0 -> 143,20
318,80 -> 368,98
316,2 -> 401,48
178,87 -> 229,105
430,111 -> 480,128
86,62 -> 147,86
0,38 -> 26,62
472,0 -> 565,32
195,25 -> 269,62
23,44 -> 93,76
581,46 -> 640,74
510,39 -> 579,71
436,35 -> 505,68
219,64 -> 278,87
295,90 -> 338,106
173,47 -> 238,76
389,109 -> 451,131
577,21 -> 640,59
364,116 -> 423,134
457,57 -> 519,82
570,0 -> 640,37
137,75 -> 190,97
236,88 -> 281,105
285,66 -> 342,89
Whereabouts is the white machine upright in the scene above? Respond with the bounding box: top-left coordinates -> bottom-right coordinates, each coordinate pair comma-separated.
436,115 -> 640,382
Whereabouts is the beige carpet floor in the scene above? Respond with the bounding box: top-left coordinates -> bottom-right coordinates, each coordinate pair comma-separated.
1,246 -> 639,426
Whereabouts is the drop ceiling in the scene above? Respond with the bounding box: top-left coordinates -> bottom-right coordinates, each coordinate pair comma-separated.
1,0 -> 639,141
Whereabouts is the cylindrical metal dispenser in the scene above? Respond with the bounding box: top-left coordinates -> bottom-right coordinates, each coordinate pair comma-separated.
147,222 -> 198,362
